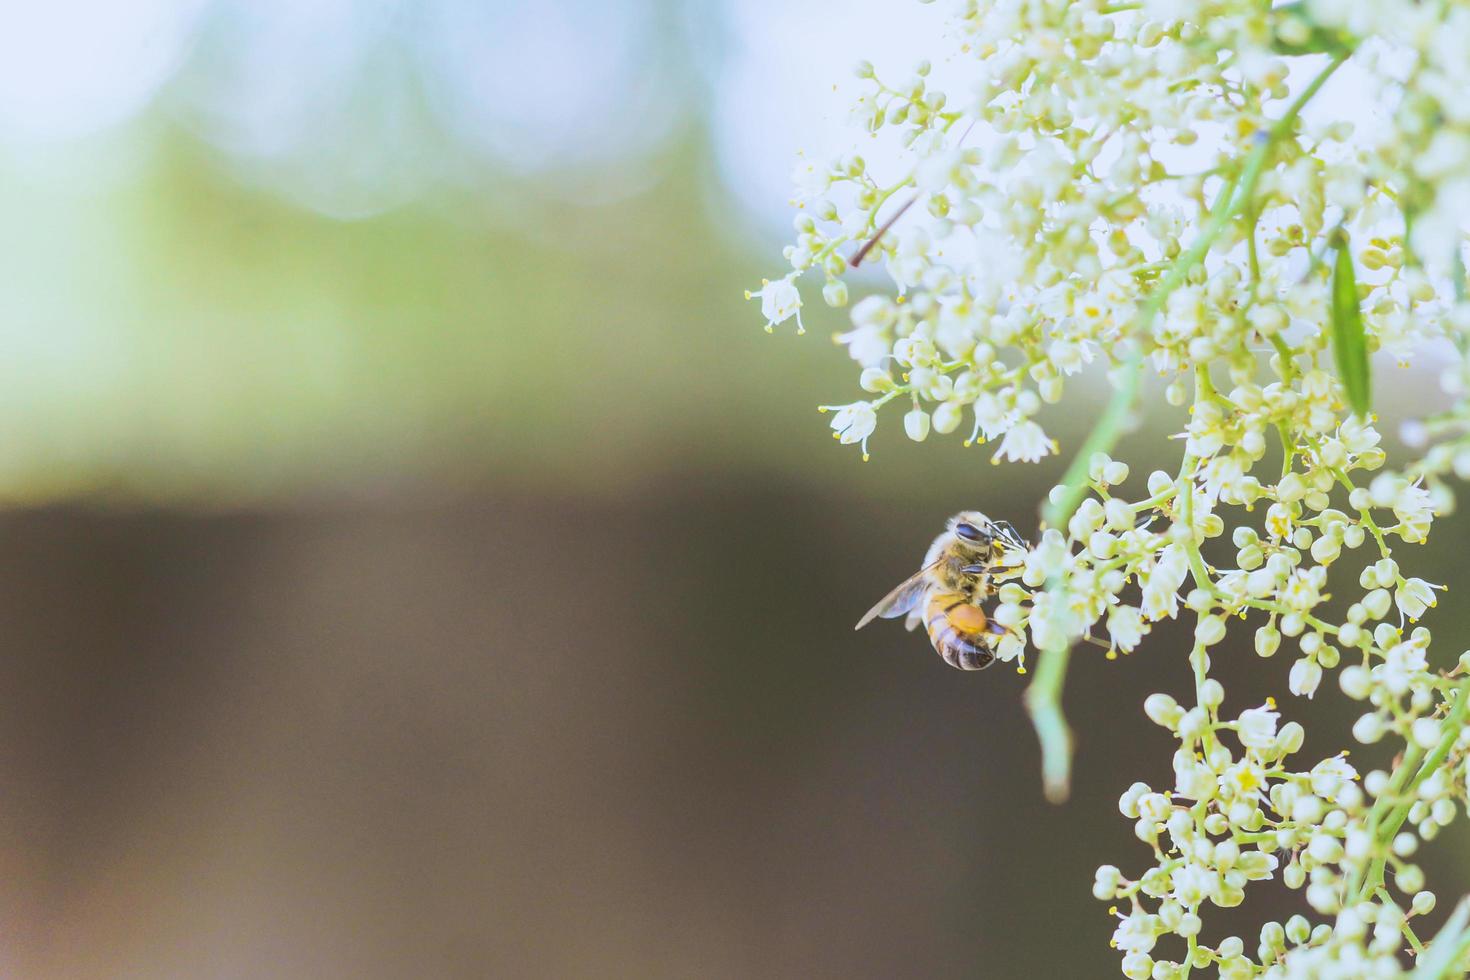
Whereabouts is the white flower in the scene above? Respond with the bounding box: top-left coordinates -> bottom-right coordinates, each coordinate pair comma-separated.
821,401 -> 877,459
1221,760 -> 1266,802
1288,659 -> 1323,699
993,420 -> 1055,464
1380,640 -> 1429,696
1395,577 -> 1441,621
1309,756 -> 1357,800
1140,545 -> 1188,621
967,394 -> 1010,446
756,7 -> 1470,972
789,153 -> 830,203
1112,911 -> 1159,955
1106,605 -> 1146,652
1393,481 -> 1435,543
994,631 -> 1026,666
1237,705 -> 1280,752
749,277 -> 804,334
835,325 -> 890,367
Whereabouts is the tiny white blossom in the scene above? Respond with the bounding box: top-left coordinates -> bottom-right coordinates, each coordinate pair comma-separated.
1238,705 -> 1280,752
821,401 -> 877,460
1289,659 -> 1323,699
993,420 -> 1055,464
748,277 -> 804,334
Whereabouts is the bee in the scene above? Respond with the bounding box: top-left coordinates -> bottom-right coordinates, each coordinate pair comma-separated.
854,511 -> 1029,670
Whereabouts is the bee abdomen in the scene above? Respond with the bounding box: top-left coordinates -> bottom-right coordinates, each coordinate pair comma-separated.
924,592 -> 996,671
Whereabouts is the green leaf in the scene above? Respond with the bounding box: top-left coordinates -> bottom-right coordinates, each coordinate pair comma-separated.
1271,2 -> 1352,56
1330,229 -> 1372,418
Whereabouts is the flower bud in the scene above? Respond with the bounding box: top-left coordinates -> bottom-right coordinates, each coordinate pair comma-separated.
1105,498 -> 1133,531
1412,717 -> 1441,750
1119,781 -> 1150,819
1353,713 -> 1386,744
1399,864 -> 1425,894
1276,721 -> 1305,755
1289,659 -> 1322,699
903,407 -> 930,442
1339,665 -> 1371,700
1362,589 -> 1392,620
1144,693 -> 1183,730
932,401 -> 963,434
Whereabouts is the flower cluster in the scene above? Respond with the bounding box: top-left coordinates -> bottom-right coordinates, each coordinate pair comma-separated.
754,0 -> 1470,975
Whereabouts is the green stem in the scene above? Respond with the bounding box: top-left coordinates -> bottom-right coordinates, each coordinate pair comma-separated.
1020,53 -> 1348,804
1352,682 -> 1470,903
1412,896 -> 1470,979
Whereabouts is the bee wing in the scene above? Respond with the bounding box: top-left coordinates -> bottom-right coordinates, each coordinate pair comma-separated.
855,568 -> 931,631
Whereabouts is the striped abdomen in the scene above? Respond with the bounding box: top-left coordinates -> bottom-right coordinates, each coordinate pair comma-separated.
924,591 -> 1000,670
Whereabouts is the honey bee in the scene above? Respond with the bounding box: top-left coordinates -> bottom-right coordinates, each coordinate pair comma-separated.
854,511 -> 1029,670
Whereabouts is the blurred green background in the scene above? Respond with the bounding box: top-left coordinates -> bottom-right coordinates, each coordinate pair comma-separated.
1,2 -> 1467,977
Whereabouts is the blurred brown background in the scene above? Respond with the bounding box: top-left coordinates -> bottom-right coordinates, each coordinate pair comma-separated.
4,467 -> 1469,978
0,2 -> 1467,977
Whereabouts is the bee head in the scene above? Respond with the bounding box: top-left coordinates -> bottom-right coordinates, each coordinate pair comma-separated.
949,511 -> 1028,555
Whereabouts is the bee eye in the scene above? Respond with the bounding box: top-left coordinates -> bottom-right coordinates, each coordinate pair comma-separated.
954,522 -> 987,543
